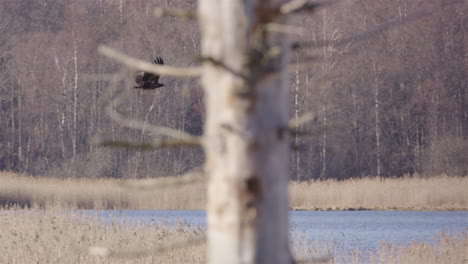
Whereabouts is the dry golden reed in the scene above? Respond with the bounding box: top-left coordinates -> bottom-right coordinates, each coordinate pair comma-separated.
0,171 -> 206,210
1,209 -> 466,264
0,209 -> 205,264
291,229 -> 468,264
365,231 -> 468,264
0,171 -> 467,210
289,176 -> 468,211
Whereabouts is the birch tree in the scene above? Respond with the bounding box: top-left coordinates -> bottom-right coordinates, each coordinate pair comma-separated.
198,1 -> 292,263
98,0 -> 446,261
97,0 -> 326,262
372,60 -> 382,178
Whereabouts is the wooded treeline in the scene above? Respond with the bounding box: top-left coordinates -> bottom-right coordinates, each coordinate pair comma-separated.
0,0 -> 466,180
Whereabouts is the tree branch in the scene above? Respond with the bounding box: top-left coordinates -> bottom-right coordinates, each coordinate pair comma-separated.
292,6 -> 433,50
279,0 -> 334,15
87,234 -> 206,258
288,112 -> 317,129
102,72 -> 200,142
263,23 -> 305,35
98,45 -> 202,77
296,256 -> 332,264
97,137 -> 201,150
197,56 -> 248,80
119,167 -> 206,190
154,7 -> 197,20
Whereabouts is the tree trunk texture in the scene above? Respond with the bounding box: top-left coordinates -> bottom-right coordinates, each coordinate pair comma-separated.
294,53 -> 300,181
198,1 -> 291,263
372,61 -> 381,178
72,30 -> 79,163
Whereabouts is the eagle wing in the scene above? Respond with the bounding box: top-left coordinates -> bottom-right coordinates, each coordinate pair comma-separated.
141,57 -> 163,83
134,57 -> 165,89
153,57 -> 164,84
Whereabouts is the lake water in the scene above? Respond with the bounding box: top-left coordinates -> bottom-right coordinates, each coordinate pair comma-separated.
84,210 -> 467,256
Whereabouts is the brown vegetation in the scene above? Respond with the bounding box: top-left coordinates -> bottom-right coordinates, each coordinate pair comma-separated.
289,176 -> 468,211
292,231 -> 468,264
0,0 -> 466,180
1,209 -> 466,264
0,209 -> 206,263
1,172 -> 466,211
365,231 -> 468,264
0,171 -> 206,210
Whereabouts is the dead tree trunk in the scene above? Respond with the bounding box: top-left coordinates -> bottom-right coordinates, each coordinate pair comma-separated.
198,1 -> 291,263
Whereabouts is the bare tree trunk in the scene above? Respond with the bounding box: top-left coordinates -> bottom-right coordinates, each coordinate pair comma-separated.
53,47 -> 68,160
119,0 -> 124,25
9,80 -> 16,169
372,61 -> 381,178
318,9 -> 340,180
17,84 -> 22,165
72,30 -> 79,162
198,1 -> 291,263
294,52 -> 300,180
351,85 -> 361,176
56,105 -> 67,160
320,103 -> 327,179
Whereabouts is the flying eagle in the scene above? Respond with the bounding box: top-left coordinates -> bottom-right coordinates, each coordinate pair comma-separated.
133,57 -> 165,89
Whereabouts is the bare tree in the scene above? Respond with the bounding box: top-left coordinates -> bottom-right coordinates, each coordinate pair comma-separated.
96,0 -> 331,262
198,1 -> 292,263
2,0 -> 465,180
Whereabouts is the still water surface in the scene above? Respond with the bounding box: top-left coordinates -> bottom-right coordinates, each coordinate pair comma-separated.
85,210 -> 467,253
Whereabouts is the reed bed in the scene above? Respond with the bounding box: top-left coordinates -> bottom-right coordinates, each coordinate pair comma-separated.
0,171 -> 206,210
1,209 -> 466,264
291,230 -> 468,264
289,176 -> 468,211
0,208 -> 205,264
1,171 -> 467,210
365,231 -> 468,264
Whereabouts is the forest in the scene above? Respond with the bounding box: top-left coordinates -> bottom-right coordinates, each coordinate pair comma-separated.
0,0 -> 466,180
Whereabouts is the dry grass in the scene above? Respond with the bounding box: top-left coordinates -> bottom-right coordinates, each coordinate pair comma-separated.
0,208 -> 205,264
1,209 -> 466,264
0,171 -> 206,210
1,171 -> 467,210
365,231 -> 468,264
291,230 -> 468,264
289,176 -> 468,211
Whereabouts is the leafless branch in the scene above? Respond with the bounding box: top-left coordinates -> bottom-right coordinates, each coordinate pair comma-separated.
197,56 -> 248,80
154,7 -> 197,20
86,234 -> 206,258
295,256 -> 333,264
288,112 -> 317,129
98,45 -> 202,77
97,137 -> 201,150
292,6 -> 433,50
263,23 -> 305,35
102,71 -> 200,142
120,167 -> 206,190
257,46 -> 283,72
279,0 -> 335,15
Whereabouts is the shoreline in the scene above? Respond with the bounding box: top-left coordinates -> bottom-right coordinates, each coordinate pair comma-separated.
1,171 -> 467,211
290,207 -> 468,211
1,209 -> 466,263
